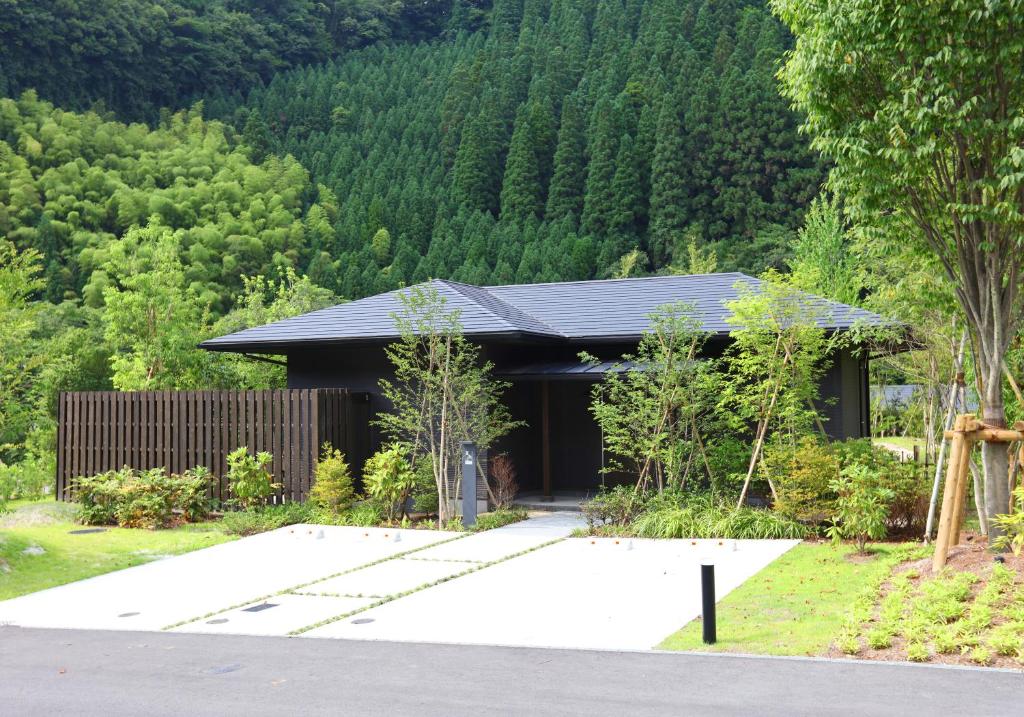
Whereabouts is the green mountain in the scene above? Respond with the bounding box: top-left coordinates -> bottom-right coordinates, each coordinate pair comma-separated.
205,0 -> 825,297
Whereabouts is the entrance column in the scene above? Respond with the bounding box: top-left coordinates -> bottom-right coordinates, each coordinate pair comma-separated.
542,379 -> 552,500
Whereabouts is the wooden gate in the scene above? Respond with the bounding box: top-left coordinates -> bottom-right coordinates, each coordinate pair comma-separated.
56,389 -> 371,503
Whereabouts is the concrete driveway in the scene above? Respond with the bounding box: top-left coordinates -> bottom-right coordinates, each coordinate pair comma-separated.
0,514 -> 797,650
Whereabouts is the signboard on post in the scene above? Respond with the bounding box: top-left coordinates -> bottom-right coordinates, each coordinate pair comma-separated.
461,441 -> 477,528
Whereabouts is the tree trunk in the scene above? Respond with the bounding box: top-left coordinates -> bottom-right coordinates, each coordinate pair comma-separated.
980,370 -> 1010,544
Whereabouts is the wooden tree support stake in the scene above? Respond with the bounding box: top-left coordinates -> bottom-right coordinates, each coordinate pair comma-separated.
932,414 -> 970,572
932,414 -> 1024,571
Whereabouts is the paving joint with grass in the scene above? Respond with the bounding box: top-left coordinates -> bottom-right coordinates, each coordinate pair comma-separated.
288,537 -> 568,636
161,531 -> 471,631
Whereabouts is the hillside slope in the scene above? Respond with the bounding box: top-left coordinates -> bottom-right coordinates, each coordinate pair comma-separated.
208,0 -> 824,298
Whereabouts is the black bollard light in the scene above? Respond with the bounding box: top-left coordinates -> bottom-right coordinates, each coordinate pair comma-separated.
461,441 -> 477,528
701,563 -> 716,645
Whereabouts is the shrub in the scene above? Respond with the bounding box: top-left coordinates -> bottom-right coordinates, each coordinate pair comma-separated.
826,464 -> 895,553
410,458 -> 439,514
308,443 -> 355,515
488,453 -> 518,509
836,439 -> 928,534
473,508 -> 527,531
764,436 -> 839,523
0,457 -> 51,501
220,503 -> 311,536
581,485 -> 647,528
226,447 -> 279,509
992,484 -> 1024,555
72,466 -> 210,529
344,501 -> 385,527
362,445 -> 416,522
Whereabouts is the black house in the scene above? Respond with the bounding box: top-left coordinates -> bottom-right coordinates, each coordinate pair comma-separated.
202,273 -> 886,500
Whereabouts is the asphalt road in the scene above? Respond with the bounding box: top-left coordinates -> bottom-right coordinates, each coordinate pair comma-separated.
1,626 -> 1021,716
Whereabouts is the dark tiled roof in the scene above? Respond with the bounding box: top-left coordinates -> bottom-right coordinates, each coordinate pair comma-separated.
201,273 -> 887,351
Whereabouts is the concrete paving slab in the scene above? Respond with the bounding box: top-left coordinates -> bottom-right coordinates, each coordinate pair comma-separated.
297,558 -> 478,598
305,537 -> 798,650
172,594 -> 374,636
0,525 -> 459,632
413,512 -> 586,562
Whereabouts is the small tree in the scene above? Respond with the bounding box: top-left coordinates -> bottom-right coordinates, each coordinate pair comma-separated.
827,464 -> 894,554
376,285 -> 523,524
722,275 -> 834,507
308,443 -> 356,515
585,302 -> 717,494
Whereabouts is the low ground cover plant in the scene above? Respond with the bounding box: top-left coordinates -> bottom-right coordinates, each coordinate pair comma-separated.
71,466 -> 211,529
840,557 -> 1024,666
219,502 -> 312,536
580,486 -> 807,540
472,508 -> 527,531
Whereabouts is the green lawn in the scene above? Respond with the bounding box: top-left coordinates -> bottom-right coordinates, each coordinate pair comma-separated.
872,436 -> 925,452
0,500 -> 234,600
658,542 -> 919,656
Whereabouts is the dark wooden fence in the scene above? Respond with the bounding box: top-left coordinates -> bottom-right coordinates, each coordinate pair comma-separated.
56,389 -> 371,503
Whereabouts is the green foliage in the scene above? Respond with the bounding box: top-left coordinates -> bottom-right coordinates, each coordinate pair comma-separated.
0,95 -> 322,311
362,445 -> 417,523
788,195 -> 863,307
219,503 -> 312,537
764,437 -> 839,523
992,484 -> 1024,556
101,225 -> 217,391
723,274 -> 833,441
581,485 -> 649,529
343,501 -> 385,527
226,447 -> 279,509
0,0 -> 460,121
308,443 -> 356,516
71,466 -> 210,529
826,464 -> 894,553
774,0 -> 1024,540
0,241 -> 45,454
585,302 -> 717,493
629,494 -> 808,540
472,508 -> 528,531
582,488 -> 807,540
205,0 -> 823,295
0,459 -> 49,503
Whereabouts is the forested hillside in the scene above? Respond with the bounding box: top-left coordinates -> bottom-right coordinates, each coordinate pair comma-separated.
0,0 -> 475,121
0,94 -> 335,310
206,0 -> 825,297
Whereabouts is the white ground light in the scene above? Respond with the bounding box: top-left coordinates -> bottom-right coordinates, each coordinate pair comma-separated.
0,514 -> 798,650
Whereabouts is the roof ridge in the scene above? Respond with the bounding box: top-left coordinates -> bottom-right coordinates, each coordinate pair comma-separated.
436,280 -> 564,337
484,271 -> 751,290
